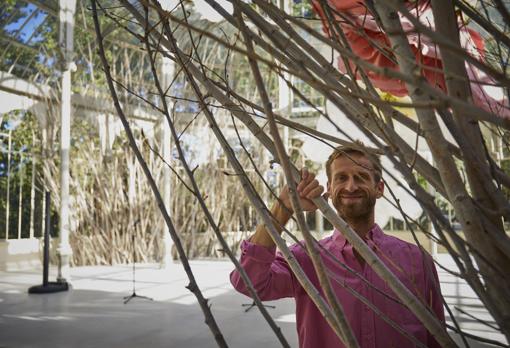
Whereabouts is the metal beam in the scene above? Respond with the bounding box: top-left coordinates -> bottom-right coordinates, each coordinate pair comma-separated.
24,0 -> 58,16
24,0 -> 142,51
0,70 -> 162,123
0,32 -> 41,53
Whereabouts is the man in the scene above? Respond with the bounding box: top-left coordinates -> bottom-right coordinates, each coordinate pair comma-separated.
230,144 -> 445,348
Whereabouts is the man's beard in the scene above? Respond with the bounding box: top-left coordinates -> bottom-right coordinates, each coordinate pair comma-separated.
332,190 -> 376,222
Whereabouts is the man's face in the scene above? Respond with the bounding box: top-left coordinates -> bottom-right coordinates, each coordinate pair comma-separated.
327,153 -> 384,222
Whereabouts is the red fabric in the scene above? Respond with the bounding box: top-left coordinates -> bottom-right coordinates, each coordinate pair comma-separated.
311,0 -> 509,118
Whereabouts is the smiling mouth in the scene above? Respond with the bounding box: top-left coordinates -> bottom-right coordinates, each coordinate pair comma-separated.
341,196 -> 364,201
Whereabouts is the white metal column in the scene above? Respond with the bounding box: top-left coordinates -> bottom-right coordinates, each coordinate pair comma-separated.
277,0 -> 293,232
57,0 -> 76,283
5,130 -> 12,240
424,151 -> 438,258
160,55 -> 174,267
278,57 -> 292,150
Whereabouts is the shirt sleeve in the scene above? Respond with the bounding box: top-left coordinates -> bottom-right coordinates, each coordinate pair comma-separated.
424,254 -> 446,348
229,239 -> 296,301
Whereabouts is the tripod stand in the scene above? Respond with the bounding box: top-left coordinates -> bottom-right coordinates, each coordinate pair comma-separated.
123,221 -> 153,304
242,301 -> 275,313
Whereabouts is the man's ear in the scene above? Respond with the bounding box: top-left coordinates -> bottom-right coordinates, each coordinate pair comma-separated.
375,180 -> 384,199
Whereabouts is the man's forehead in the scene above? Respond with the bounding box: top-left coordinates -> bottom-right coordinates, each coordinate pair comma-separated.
331,154 -> 374,172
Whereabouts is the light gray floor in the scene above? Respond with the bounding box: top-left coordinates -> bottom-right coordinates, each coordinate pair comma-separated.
0,257 -> 506,348
0,260 -> 298,348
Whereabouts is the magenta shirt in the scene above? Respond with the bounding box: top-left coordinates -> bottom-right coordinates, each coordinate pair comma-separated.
230,224 -> 444,348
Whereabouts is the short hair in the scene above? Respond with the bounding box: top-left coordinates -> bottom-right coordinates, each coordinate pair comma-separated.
325,141 -> 382,183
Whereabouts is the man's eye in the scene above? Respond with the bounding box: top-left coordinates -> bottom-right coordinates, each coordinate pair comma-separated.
359,174 -> 369,181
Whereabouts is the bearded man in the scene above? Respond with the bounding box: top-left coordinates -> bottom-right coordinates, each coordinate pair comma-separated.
230,144 -> 445,348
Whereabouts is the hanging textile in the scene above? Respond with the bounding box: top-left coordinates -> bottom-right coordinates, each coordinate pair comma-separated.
311,0 -> 510,118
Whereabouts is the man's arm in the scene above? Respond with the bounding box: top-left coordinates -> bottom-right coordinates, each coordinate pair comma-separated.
230,169 -> 324,300
249,201 -> 292,247
250,168 -> 324,247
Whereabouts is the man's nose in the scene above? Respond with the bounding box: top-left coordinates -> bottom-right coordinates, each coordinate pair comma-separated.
344,177 -> 357,192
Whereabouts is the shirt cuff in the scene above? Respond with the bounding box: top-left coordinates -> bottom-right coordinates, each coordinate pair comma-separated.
241,239 -> 277,263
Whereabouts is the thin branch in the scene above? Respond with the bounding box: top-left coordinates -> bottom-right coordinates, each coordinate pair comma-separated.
92,2 -> 228,346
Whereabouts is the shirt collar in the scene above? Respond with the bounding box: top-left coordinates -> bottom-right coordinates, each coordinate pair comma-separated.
332,223 -> 384,250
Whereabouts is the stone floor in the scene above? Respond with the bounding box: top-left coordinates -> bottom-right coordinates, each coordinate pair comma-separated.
0,256 -> 506,348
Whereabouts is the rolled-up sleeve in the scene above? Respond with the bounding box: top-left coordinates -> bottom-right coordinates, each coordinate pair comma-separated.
230,240 -> 295,300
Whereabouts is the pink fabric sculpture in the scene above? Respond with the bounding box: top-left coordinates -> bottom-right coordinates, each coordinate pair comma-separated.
311,0 -> 510,118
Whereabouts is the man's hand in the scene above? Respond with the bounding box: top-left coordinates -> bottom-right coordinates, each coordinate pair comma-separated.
278,168 -> 325,214
250,168 -> 324,248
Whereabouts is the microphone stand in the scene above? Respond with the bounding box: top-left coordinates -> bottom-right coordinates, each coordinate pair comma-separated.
123,219 -> 153,304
